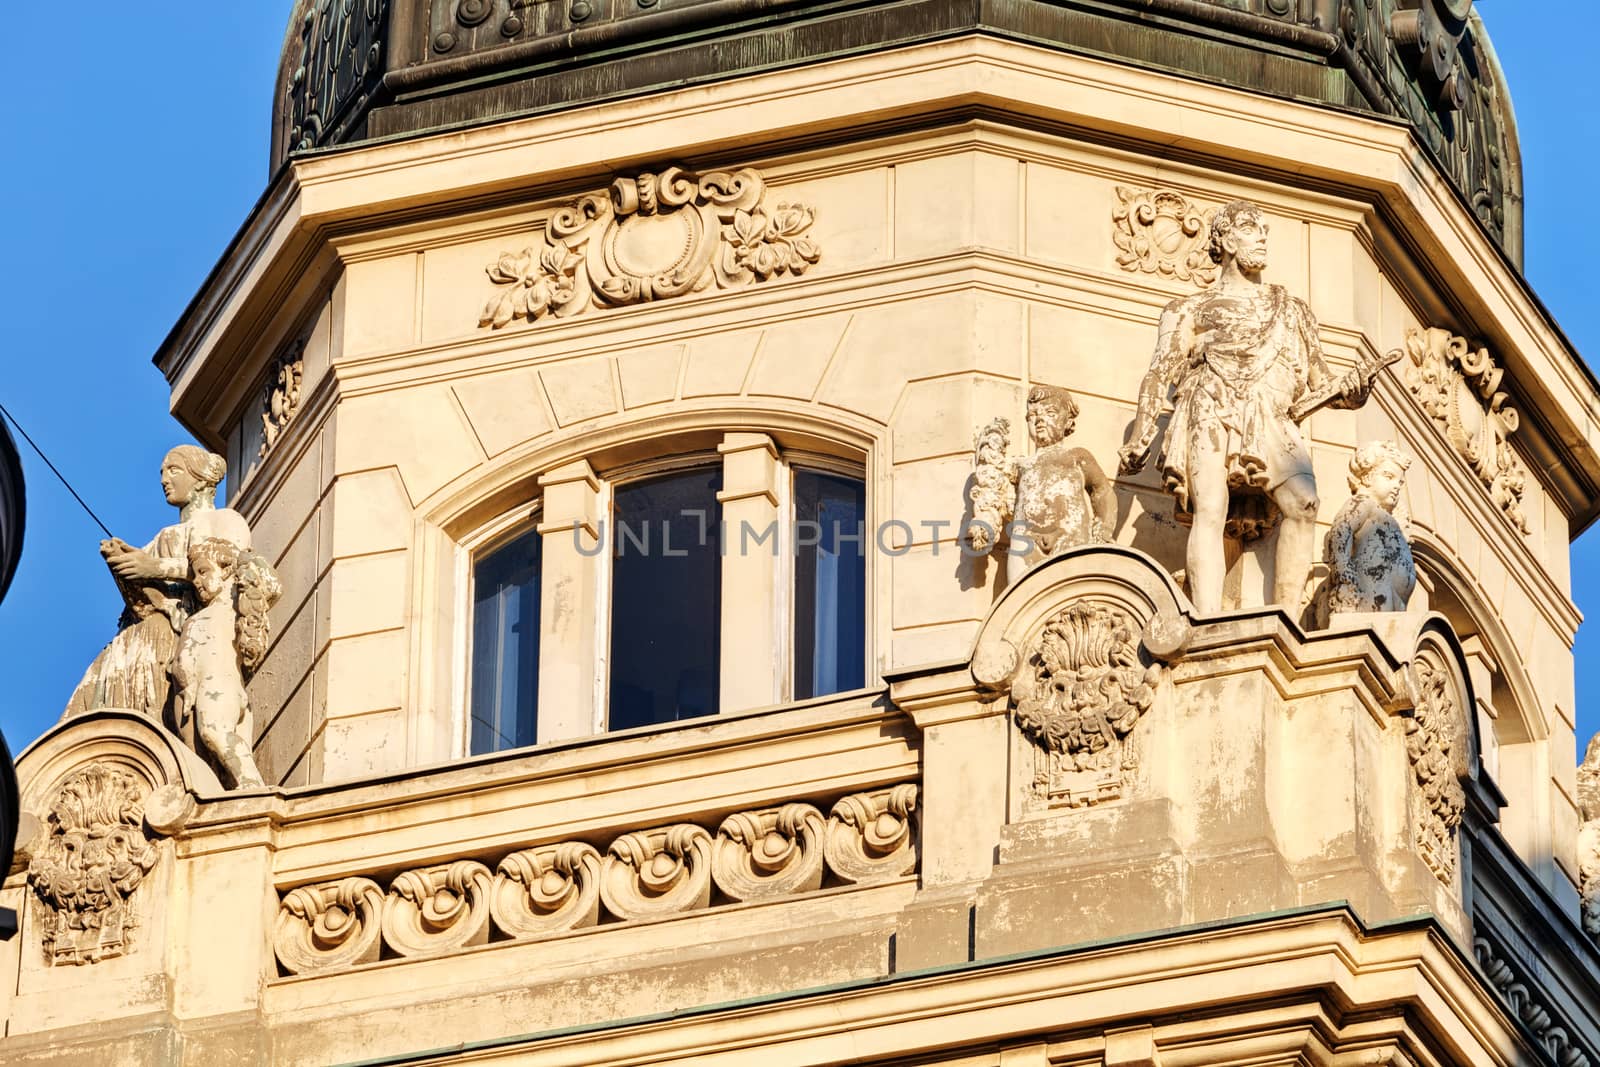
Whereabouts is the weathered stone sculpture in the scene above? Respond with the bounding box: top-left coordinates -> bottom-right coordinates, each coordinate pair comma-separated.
65,447 -> 252,721
1579,733 -> 1600,947
171,538 -> 281,789
1118,199 -> 1393,614
965,386 -> 1117,585
1324,442 -> 1416,614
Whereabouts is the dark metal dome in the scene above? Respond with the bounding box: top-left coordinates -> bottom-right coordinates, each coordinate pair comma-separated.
271,0 -> 1520,261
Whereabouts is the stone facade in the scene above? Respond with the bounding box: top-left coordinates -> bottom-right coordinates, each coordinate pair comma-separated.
3,5 -> 1600,1065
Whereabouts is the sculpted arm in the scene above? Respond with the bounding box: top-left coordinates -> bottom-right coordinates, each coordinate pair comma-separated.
1074,448 -> 1118,541
1119,299 -> 1196,474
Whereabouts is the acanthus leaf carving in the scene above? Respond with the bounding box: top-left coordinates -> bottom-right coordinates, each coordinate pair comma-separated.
600,823 -> 714,920
26,764 -> 160,966
381,860 -> 493,957
274,876 -> 386,975
712,802 -> 826,902
1405,654 -> 1467,885
1011,602 -> 1164,809
1401,326 -> 1530,533
1111,186 -> 1218,285
479,166 -> 820,329
489,842 -> 602,938
824,784 -> 919,885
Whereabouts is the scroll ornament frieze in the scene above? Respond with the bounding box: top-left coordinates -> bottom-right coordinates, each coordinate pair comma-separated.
1578,733 -> 1600,948
272,785 -> 918,975
1405,655 -> 1467,885
479,167 -> 821,330
26,765 -> 160,966
1112,186 -> 1218,285
1475,934 -> 1595,1067
1011,603 -> 1164,809
1401,326 -> 1530,533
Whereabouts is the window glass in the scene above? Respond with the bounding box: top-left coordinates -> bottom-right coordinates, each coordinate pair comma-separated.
469,526 -> 542,754
794,470 -> 866,699
609,468 -> 723,730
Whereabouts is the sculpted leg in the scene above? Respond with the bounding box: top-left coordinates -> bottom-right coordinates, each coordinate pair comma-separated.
1185,447 -> 1230,615
1272,474 -> 1321,610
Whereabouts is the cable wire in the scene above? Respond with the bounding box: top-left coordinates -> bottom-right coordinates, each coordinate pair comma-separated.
0,400 -> 114,539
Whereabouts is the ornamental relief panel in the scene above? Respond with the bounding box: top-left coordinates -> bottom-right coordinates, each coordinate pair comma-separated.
1111,186 -> 1218,286
1401,325 -> 1530,532
272,784 -> 917,975
478,166 -> 821,330
1404,653 -> 1467,886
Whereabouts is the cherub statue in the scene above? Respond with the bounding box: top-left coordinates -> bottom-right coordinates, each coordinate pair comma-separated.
66,446 -> 252,721
1118,199 -> 1395,614
965,386 -> 1117,585
171,538 -> 282,789
1324,441 -> 1416,614
1579,733 -> 1600,946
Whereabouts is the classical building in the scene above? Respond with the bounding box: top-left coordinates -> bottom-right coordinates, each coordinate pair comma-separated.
5,1 -> 1600,1063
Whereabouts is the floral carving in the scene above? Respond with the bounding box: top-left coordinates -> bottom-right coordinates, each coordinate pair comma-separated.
1475,934 -> 1596,1067
1112,186 -> 1218,285
1401,326 -> 1529,532
479,166 -> 820,329
272,784 -> 919,974
1011,603 -> 1164,808
1405,655 -> 1467,885
259,343 -> 305,460
26,765 -> 160,966
1578,733 -> 1600,948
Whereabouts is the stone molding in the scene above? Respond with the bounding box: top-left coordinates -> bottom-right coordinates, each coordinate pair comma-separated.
272,784 -> 918,975
1111,186 -> 1217,285
1401,325 -> 1530,533
478,166 -> 820,330
1474,931 -> 1597,1067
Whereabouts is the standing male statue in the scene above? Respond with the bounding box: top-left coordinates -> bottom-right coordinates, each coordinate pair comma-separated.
1118,200 -> 1392,614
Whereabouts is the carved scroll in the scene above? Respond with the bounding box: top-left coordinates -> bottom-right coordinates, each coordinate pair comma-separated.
275,877 -> 386,975
600,824 -> 715,921
824,785 -> 919,884
1405,654 -> 1467,885
479,166 -> 820,329
1401,326 -> 1530,532
1475,933 -> 1596,1067
490,843 -> 602,938
1011,603 -> 1164,809
1112,186 -> 1218,285
713,803 -> 826,902
26,765 -> 159,966
259,342 -> 305,461
382,860 -> 494,957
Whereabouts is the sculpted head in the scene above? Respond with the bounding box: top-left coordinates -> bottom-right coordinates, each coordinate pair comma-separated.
188,537 -> 240,606
1026,386 -> 1079,448
162,446 -> 227,509
1347,441 -> 1411,512
1207,200 -> 1269,274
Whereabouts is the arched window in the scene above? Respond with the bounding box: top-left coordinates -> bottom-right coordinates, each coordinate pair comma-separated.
468,527 -> 542,755
793,469 -> 866,700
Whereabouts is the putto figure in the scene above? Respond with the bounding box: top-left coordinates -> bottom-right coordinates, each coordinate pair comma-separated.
65,446 -> 252,721
1324,442 -> 1416,615
966,386 -> 1117,585
172,538 -> 281,789
1118,199 -> 1393,614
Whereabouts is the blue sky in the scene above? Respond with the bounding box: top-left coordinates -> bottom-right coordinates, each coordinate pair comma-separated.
0,9 -> 1592,758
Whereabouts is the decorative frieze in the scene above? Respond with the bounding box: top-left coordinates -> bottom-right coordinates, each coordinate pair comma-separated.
26,765 -> 160,966
479,166 -> 820,329
1111,186 -> 1218,285
1401,326 -> 1530,532
1405,655 -> 1467,885
1474,933 -> 1596,1067
272,785 -> 918,975
1011,603 -> 1164,809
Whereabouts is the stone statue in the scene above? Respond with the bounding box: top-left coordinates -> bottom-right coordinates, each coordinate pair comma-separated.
1579,733 -> 1600,947
172,538 -> 280,789
965,386 -> 1117,585
1324,442 -> 1416,614
66,446 -> 252,724
1117,199 -> 1393,614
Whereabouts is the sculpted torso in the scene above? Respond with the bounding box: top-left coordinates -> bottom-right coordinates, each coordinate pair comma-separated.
1015,445 -> 1100,561
1326,497 -> 1415,613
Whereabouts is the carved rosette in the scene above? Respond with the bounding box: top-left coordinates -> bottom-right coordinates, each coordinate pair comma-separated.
1401,326 -> 1530,532
712,803 -> 826,902
1112,186 -> 1218,285
600,824 -> 714,921
824,785 -> 919,884
479,166 -> 820,329
1011,603 -> 1163,809
1578,734 -> 1600,948
275,877 -> 386,975
489,842 -> 602,938
259,341 -> 305,461
381,860 -> 494,957
26,765 -> 160,966
1405,655 -> 1467,885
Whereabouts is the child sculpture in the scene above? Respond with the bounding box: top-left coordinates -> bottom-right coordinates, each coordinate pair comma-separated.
1324,441 -> 1415,615
171,538 -> 282,789
965,386 -> 1117,586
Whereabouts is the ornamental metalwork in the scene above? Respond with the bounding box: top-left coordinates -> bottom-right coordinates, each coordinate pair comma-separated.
282,0 -> 391,157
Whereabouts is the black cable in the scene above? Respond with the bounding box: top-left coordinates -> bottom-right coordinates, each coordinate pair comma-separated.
0,400 -> 114,539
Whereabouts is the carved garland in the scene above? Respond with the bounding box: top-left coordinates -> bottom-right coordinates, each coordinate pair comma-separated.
479,166 -> 821,329
1011,603 -> 1165,809
26,765 -> 160,966
1401,326 -> 1530,533
1112,186 -> 1218,285
272,784 -> 917,975
1405,655 -> 1467,885
1474,933 -> 1596,1067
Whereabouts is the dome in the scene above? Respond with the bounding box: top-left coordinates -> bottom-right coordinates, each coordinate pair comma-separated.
271,0 -> 1521,261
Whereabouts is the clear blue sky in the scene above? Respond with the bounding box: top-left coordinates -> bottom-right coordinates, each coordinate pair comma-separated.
0,9 -> 1593,758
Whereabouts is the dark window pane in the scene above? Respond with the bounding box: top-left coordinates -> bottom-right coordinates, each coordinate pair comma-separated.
469,527 -> 542,754
794,471 -> 866,699
609,468 -> 723,730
